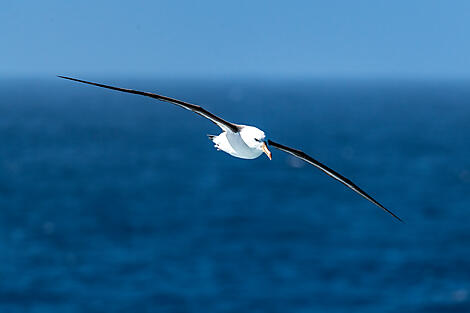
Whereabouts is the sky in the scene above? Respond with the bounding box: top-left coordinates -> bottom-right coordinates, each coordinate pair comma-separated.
2,1 -> 470,79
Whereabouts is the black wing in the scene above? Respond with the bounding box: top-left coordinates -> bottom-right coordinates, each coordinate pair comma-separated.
268,139 -> 403,222
57,76 -> 240,133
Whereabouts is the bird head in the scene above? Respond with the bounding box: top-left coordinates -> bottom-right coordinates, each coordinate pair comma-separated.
240,126 -> 272,160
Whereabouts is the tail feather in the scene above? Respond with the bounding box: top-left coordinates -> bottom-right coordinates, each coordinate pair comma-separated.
207,134 -> 220,150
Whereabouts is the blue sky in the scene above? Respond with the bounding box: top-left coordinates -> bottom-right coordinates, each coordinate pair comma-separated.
2,1 -> 469,79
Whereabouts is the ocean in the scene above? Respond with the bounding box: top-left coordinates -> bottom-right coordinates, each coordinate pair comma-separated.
0,77 -> 469,312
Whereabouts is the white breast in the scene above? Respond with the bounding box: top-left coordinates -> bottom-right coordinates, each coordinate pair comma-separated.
213,132 -> 263,159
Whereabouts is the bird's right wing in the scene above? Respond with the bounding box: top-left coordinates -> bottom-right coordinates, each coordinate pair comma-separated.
58,76 -> 240,133
268,139 -> 403,222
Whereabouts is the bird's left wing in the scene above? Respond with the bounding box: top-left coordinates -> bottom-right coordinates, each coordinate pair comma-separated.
268,139 -> 403,222
57,76 -> 240,133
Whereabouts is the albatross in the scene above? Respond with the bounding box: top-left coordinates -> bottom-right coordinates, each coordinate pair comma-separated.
58,75 -> 403,222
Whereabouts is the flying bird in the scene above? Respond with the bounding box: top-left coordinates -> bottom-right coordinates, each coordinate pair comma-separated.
58,75 -> 403,222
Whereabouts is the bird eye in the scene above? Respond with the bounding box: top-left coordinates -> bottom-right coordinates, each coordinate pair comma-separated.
255,138 -> 261,142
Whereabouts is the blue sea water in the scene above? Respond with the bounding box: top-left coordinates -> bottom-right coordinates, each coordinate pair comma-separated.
0,78 -> 469,313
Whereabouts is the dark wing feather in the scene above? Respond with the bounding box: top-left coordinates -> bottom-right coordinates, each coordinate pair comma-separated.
268,139 -> 403,222
57,76 -> 240,133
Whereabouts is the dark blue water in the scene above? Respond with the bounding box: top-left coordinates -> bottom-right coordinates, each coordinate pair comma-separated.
1,78 -> 469,312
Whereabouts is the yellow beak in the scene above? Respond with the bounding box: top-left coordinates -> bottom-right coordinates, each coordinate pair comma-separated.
262,142 -> 272,160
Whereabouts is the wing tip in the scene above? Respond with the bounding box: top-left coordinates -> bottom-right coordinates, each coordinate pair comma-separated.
393,213 -> 405,224
396,215 -> 405,224
380,204 -> 404,223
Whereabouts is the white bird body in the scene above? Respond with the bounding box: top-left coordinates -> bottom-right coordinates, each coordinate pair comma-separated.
211,126 -> 267,159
